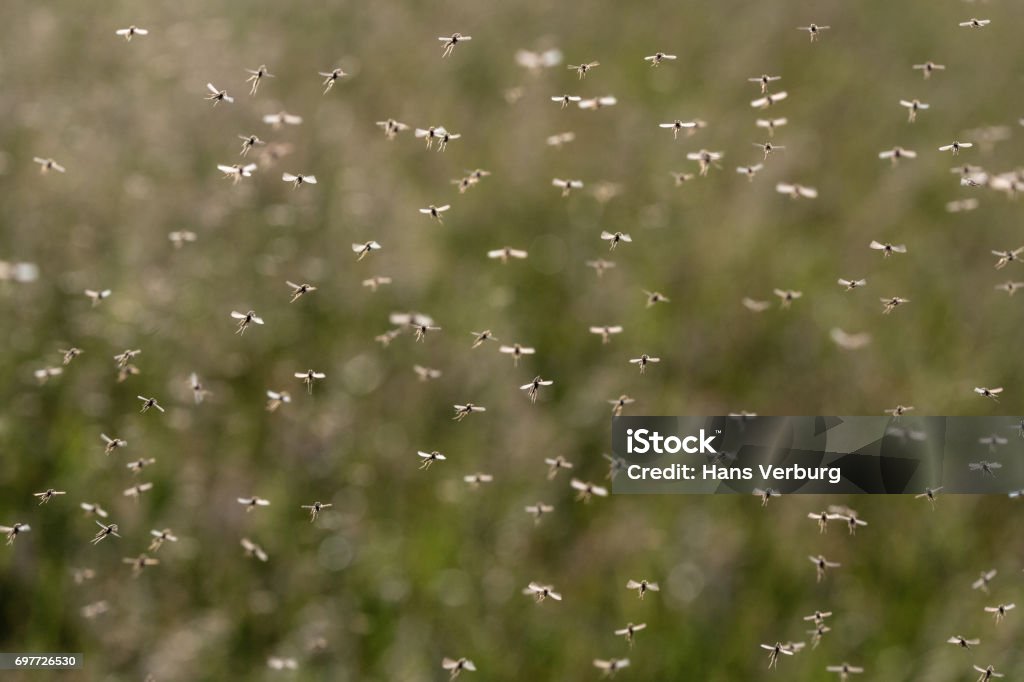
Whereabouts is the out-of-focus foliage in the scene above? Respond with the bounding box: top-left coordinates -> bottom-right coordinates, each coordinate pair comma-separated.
1,0 -> 1023,679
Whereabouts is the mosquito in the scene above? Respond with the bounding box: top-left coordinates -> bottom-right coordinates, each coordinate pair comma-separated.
972,569 -> 997,593
826,663 -> 864,681
85,289 -> 112,306
241,537 -> 268,561
974,665 -> 1004,681
123,554 -> 159,577
282,172 -> 316,188
523,582 -> 562,602
375,119 -> 409,139
34,488 -> 65,505
761,643 -> 794,669
169,230 -> 197,248
776,182 -> 817,199
984,603 -> 1015,624
838,278 -> 867,291
810,555 -> 841,582
441,657 -> 476,679
552,95 -> 582,109
439,33 -> 471,58
687,149 -> 722,176
113,349 -> 141,369
743,298 -> 772,312
319,68 -> 348,93
420,204 -> 450,222
218,163 -> 257,184
870,240 -> 907,258
521,376 -> 554,403
115,25 -> 148,41
751,91 -> 788,109
266,390 -> 291,412
470,330 -> 498,348
587,259 -> 615,277
0,523 -> 34,550
749,74 -> 781,93
991,247 -> 1023,269
568,61 -> 600,78
601,231 -> 632,250
453,404 -> 486,421
516,48 -> 562,71
187,372 -> 210,404
808,511 -> 843,534
969,461 -> 1002,477
754,488 -> 781,506
594,659 -> 630,677
615,622 -> 647,648
435,130 -> 461,151
410,321 -> 441,342
960,18 -> 991,28
352,241 -> 382,261
948,635 -> 980,650
1010,419 -> 1024,439
487,247 -> 528,263
499,343 -> 535,367
238,496 -> 271,512
238,134 -> 265,157
774,289 -> 802,308
463,473 -> 493,488
939,141 -> 973,155
660,120 -> 697,140
757,117 -> 788,137
798,24 -> 830,41
552,178 -> 584,196
417,451 -> 446,470
913,61 -> 945,78
301,501 -> 332,521
899,99 -> 929,123
205,83 -> 234,105
590,325 -> 623,344
267,658 -> 297,671
240,64 -> 274,95
57,347 -> 83,366
974,387 -> 1003,402
149,529 -> 178,552
294,369 -> 326,394
980,435 -> 1008,454
808,622 -> 831,648
994,281 -> 1024,295
362,276 -> 392,291
123,482 -> 153,501
879,147 -> 917,166
571,479 -> 608,502
453,176 -> 477,193
836,512 -> 867,535
671,171 -> 695,186
881,296 -> 910,314
645,52 -> 676,66
231,310 -> 264,334
413,365 -> 442,382
92,521 -> 120,544
737,164 -> 764,181
80,502 -> 108,518
263,111 -> 303,128
33,157 -> 66,174
544,456 -> 573,480
525,502 -> 555,524
126,458 -> 156,474
34,367 -> 62,384
415,126 -> 447,149
803,610 -> 833,626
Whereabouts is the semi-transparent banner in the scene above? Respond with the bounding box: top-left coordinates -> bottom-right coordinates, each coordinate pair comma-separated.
611,416 -> 1024,494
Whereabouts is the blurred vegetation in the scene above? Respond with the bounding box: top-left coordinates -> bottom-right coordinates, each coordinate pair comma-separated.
2,0 -> 1024,679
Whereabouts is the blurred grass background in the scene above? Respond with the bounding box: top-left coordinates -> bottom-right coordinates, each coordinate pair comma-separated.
1,0 -> 1023,679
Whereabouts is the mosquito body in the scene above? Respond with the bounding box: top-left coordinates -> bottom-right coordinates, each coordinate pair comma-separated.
301,501 -> 332,521
92,521 -> 120,544
420,204 -> 450,222
453,403 -> 486,421
205,83 -> 234,105
238,496 -> 271,512
544,456 -> 573,480
660,120 -> 697,139
571,479 -> 608,502
439,33 -> 472,58
318,68 -> 348,93
601,231 -> 632,250
217,163 -> 257,184
149,529 -> 178,552
499,343 -> 535,367
838,278 -> 867,291
523,582 -> 562,602
245,65 -> 274,95
295,369 -> 326,394
525,502 -> 555,524
2,523 -> 30,545
417,451 -> 446,470
590,325 -> 623,344
470,330 -> 498,348
115,25 -> 148,41
231,310 -> 264,335
645,52 -> 677,66
615,622 -> 647,648
798,24 -> 830,41
85,289 -> 112,306
900,99 -> 929,122
810,555 -> 841,582
352,241 -> 382,261
282,172 -> 316,188
521,376 -> 554,403
568,61 -> 600,78
487,247 -> 528,263
916,486 -> 942,509
35,488 -> 66,505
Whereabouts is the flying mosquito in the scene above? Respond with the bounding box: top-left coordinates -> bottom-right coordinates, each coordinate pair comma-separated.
939,141 -> 973,155
282,172 -> 316,188
231,310 -> 264,334
913,61 -> 945,78
2,523 -> 30,545
318,68 -> 348,93
591,325 -> 623,344
645,52 -> 676,66
420,204 -> 450,222
499,343 -> 535,367
608,394 -> 634,416
85,289 -> 112,306
169,230 -> 197,248
810,555 -> 841,582
761,643 -> 795,669
587,259 -> 616,277
899,99 -> 929,122
80,502 -> 108,518
601,231 -> 632,250
92,521 -> 120,544
743,298 -> 772,312
776,182 -> 817,199
463,473 -> 494,487
149,529 -> 178,552
774,289 -> 802,308
295,369 -> 326,394
797,24 -> 830,41
115,25 -> 148,41
413,365 -> 442,382
995,281 -> 1024,295
123,554 -> 159,577
991,247 -> 1023,269
826,663 -> 864,681
33,157 -> 66,173
552,94 -> 582,109
34,488 -> 66,505
123,482 -> 153,501
487,247 -> 528,263
748,73 -> 781,93
417,451 -> 446,470
205,83 -> 234,105
660,120 -> 697,139
974,387 -> 1003,402
525,502 -> 555,524
552,178 -> 584,196
126,458 -> 156,474
959,18 -> 991,28
376,118 -> 410,139
238,496 -> 271,512
362,276 -> 392,291
751,91 -> 788,109
241,538 -> 268,562
571,479 -> 608,502
757,117 -> 788,136
881,296 -> 910,314
879,147 -> 917,166
263,111 -> 303,128
441,657 -> 476,679
266,390 -> 291,412
544,456 -> 573,480
625,579 -> 658,599
523,582 -> 562,602
973,665 -> 1004,681
915,487 -> 943,509
984,603 -> 1015,624
615,622 -> 647,648
972,569 -> 997,593
244,65 -> 274,95
947,635 -> 980,650
969,461 -> 1002,477
754,488 -> 781,506
352,241 -> 382,260
808,511 -> 843,534
629,354 -> 660,374
521,376 -> 554,403
58,347 -> 83,365
737,164 -> 764,180
238,134 -> 265,156
439,33 -> 472,58
217,163 -> 257,184
453,404 -> 486,421
301,501 -> 332,521
687,149 -> 722,175
838,278 -> 867,291
593,658 -> 630,677
415,126 -> 447,149
568,61 -> 600,78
